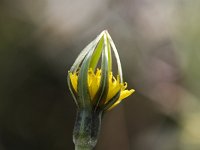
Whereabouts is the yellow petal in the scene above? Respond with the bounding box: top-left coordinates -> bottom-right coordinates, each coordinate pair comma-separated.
106,73 -> 121,102
88,68 -> 101,100
69,68 -> 135,109
69,72 -> 78,92
118,89 -> 135,101
108,89 -> 135,110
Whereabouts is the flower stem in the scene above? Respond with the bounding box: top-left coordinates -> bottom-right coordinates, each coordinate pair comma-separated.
73,110 -> 102,150
75,144 -> 93,150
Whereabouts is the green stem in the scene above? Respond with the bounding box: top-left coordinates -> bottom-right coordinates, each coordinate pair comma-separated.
73,110 -> 102,150
75,144 -> 93,150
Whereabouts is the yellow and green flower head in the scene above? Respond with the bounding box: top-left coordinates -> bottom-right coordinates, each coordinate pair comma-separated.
68,30 -> 135,150
68,30 -> 134,112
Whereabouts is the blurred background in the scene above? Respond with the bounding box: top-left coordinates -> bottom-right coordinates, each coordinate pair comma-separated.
0,0 -> 200,149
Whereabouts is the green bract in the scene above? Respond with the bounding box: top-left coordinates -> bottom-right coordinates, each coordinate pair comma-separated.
68,30 -> 123,111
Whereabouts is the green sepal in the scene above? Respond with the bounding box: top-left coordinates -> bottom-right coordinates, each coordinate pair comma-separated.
67,72 -> 79,108
89,36 -> 104,71
68,31 -> 105,109
70,31 -> 105,73
93,34 -> 109,111
106,34 -> 112,72
105,31 -> 123,83
77,50 -> 93,109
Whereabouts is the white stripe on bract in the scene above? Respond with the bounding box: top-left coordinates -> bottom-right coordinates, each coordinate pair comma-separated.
70,31 -> 105,72
105,31 -> 123,83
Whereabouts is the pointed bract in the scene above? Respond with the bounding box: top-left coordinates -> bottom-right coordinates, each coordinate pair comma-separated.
68,30 -> 134,111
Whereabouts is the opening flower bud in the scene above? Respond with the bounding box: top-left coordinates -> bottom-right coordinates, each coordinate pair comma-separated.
68,30 -> 134,111
68,30 -> 135,150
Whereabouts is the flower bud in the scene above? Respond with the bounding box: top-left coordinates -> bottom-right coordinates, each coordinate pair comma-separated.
67,30 -> 134,150
68,30 -> 134,111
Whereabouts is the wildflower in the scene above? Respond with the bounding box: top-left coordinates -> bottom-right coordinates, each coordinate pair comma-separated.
68,30 -> 134,150
69,68 -> 134,111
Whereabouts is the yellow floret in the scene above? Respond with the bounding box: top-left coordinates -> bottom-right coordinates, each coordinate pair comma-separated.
69,68 -> 134,109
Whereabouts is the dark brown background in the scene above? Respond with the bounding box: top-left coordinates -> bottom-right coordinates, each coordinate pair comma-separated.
0,0 -> 200,150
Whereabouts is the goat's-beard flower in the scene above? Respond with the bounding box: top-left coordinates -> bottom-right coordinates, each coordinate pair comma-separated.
68,30 -> 134,150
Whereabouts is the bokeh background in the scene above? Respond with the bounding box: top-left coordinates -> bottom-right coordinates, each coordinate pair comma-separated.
0,0 -> 200,150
